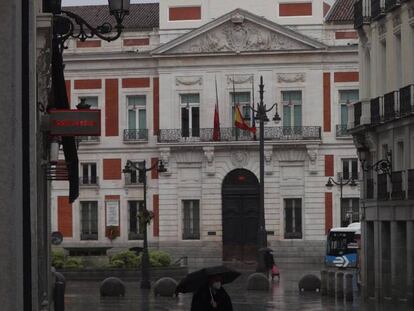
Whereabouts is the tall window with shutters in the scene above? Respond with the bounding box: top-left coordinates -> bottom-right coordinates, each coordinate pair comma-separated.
180,94 -> 200,138
284,198 -> 302,239
339,90 -> 359,127
80,201 -> 98,240
182,200 -> 200,240
80,162 -> 97,185
126,95 -> 147,140
342,158 -> 358,180
128,200 -> 144,240
282,91 -> 302,135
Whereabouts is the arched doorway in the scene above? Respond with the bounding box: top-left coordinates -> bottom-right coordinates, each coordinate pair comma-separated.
222,169 -> 259,262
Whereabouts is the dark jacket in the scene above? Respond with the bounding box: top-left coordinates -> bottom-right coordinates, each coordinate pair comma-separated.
191,284 -> 233,311
264,251 -> 275,269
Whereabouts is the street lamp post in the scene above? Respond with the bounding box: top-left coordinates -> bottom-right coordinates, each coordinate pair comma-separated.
123,159 -> 167,289
250,76 -> 281,271
326,176 -> 358,227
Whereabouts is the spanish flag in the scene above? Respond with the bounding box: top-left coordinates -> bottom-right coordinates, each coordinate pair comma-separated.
235,105 -> 256,133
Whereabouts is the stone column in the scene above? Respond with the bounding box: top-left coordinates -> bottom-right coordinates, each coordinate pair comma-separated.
407,221 -> 414,304
390,221 -> 399,301
0,2 -> 24,310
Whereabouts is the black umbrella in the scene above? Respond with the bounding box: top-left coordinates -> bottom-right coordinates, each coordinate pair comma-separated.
176,265 -> 240,293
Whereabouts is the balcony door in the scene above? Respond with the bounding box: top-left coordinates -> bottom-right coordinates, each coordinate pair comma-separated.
180,93 -> 200,138
282,91 -> 302,135
127,95 -> 147,139
222,169 -> 259,262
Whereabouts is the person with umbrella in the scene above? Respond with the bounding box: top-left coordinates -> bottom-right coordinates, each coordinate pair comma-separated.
176,265 -> 239,311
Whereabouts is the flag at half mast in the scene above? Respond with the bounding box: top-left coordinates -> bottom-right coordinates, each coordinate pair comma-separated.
213,76 -> 221,141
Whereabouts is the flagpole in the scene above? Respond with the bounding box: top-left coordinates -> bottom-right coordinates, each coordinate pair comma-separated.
213,76 -> 220,141
251,76 -> 257,141
232,75 -> 238,141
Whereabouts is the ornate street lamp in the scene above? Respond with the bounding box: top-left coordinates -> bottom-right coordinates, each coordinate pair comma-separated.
326,175 -> 358,227
123,159 -> 167,289
250,76 -> 280,271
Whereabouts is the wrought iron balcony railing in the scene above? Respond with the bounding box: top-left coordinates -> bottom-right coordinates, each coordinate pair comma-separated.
123,129 -> 148,142
336,124 -> 350,137
79,176 -> 99,186
354,101 -> 362,126
158,126 -> 321,143
385,0 -> 400,11
377,173 -> 389,200
78,136 -> 100,143
354,0 -> 371,29
408,169 -> 414,199
371,0 -> 385,20
391,171 -> 405,200
383,91 -> 398,121
370,97 -> 381,125
399,84 -> 414,116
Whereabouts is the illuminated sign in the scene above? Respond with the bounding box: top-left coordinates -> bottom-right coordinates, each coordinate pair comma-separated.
49,109 -> 101,136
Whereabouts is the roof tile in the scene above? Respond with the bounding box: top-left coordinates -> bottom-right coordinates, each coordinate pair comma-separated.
325,0 -> 356,23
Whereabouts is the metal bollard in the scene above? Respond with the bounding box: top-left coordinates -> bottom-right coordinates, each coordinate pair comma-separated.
320,270 -> 328,296
345,273 -> 353,301
328,271 -> 336,297
54,281 -> 65,311
336,272 -> 344,300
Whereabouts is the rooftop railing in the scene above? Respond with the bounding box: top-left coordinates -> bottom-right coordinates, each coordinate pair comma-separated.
354,0 -> 371,29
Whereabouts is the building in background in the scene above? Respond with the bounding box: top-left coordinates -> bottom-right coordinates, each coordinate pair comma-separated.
350,0 -> 414,304
52,0 -> 361,266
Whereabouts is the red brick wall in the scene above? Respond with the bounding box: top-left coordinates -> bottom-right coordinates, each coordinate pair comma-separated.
325,155 -> 334,176
334,72 -> 359,82
279,3 -> 312,16
169,7 -> 201,20
335,31 -> 358,40
65,80 -> 71,105
74,79 -> 102,90
151,158 -> 159,179
153,194 -> 159,237
103,159 -> 122,180
323,72 -> 331,132
123,38 -> 150,46
105,79 -> 119,136
122,78 -> 150,88
323,2 -> 331,17
58,196 -> 72,237
153,77 -> 159,135
325,192 -> 333,234
76,40 -> 101,48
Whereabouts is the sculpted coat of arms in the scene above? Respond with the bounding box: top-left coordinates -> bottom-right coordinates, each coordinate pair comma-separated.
173,15 -> 310,54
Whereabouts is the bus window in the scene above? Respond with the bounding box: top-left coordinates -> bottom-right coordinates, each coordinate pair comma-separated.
327,232 -> 357,256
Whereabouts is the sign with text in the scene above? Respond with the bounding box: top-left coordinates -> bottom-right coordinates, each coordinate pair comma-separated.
106,201 -> 119,226
49,109 -> 101,136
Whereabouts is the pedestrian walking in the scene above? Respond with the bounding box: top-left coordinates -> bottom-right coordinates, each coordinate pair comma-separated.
263,248 -> 279,280
190,275 -> 233,311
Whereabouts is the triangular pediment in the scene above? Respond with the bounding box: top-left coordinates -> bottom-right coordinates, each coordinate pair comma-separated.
152,9 -> 327,55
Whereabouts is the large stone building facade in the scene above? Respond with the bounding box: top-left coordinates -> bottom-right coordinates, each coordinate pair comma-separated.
350,0 -> 414,304
52,0 -> 360,266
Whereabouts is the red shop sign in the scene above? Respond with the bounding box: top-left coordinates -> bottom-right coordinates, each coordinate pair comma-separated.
49,109 -> 101,136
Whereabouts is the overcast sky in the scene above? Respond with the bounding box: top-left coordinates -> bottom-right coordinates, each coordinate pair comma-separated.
62,0 -> 158,6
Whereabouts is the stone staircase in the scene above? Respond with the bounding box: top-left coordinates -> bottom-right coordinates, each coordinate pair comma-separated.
269,240 -> 325,265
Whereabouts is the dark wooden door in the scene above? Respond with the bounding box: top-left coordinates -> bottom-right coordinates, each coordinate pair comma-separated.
222,169 -> 259,262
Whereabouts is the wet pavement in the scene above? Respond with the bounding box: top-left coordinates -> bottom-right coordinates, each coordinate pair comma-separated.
65,264 -> 412,311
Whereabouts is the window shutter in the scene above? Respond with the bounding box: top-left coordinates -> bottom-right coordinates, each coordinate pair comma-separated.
352,160 -> 358,180
343,160 -> 350,180
283,105 -> 291,127
191,107 -> 200,137
341,104 -> 348,126
293,105 -> 302,127
128,109 -> 136,129
181,107 -> 189,137
193,201 -> 200,238
91,202 -> 98,234
139,109 -> 146,130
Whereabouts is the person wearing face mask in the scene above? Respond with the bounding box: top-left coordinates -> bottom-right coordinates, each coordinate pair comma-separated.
191,275 -> 233,311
